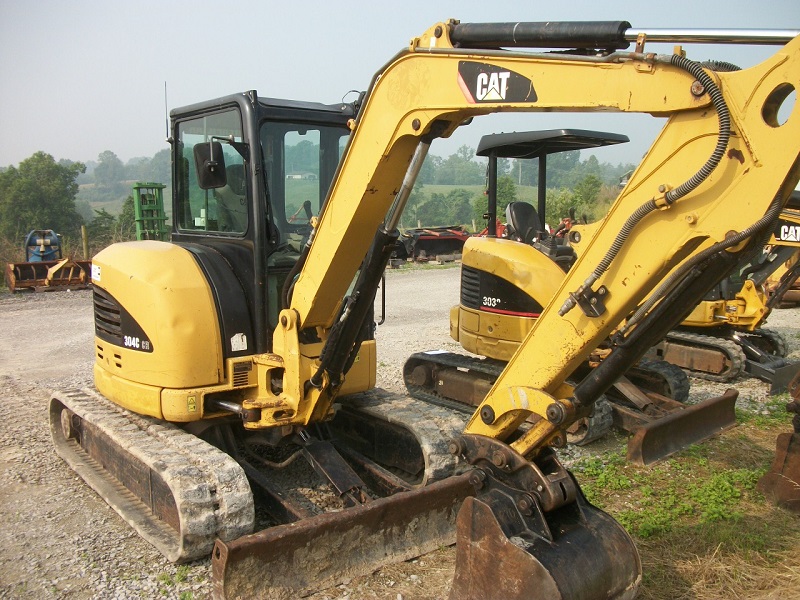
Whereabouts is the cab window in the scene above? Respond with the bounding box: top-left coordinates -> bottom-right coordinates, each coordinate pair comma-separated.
175,109 -> 248,234
260,122 -> 349,247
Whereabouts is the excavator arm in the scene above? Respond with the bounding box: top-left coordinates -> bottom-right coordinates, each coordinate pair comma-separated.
274,20 -> 800,456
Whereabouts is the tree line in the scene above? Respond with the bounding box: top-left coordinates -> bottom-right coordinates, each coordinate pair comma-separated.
0,144 -> 634,263
404,144 -> 633,230
0,151 -> 147,261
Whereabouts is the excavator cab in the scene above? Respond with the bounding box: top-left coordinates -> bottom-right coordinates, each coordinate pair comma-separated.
168,94 -> 361,355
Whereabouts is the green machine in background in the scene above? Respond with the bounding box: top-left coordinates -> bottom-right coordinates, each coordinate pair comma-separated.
132,182 -> 169,241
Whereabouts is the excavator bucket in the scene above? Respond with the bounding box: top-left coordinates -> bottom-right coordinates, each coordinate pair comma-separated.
450,495 -> 640,600
448,438 -> 641,600
758,392 -> 800,514
757,432 -> 800,513
211,472 -> 476,600
610,381 -> 739,465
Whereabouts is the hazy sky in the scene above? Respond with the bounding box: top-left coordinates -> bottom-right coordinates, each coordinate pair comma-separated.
1,0 -> 797,168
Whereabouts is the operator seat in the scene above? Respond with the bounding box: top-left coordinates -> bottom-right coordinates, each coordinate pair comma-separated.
505,202 -> 543,244
505,201 -> 577,272
215,164 -> 248,232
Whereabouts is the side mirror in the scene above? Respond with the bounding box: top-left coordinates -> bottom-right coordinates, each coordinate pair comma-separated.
193,141 -> 227,189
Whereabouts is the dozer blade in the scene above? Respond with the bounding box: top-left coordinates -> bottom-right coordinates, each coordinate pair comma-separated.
743,358 -> 800,395
450,485 -> 640,599
211,472 -> 476,600
624,388 -> 739,465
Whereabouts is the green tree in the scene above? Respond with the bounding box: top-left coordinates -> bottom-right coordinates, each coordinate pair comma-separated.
496,176 -> 518,214
145,149 -> 171,184
574,174 -> 603,205
543,188 -> 577,228
401,186 -> 427,228
74,198 -> 95,222
88,208 -> 117,245
118,195 -> 136,239
416,192 -> 450,226
435,145 -> 484,185
418,154 -> 442,185
94,150 -> 126,191
0,152 -> 85,238
472,175 -> 518,226
446,188 -> 475,226
125,157 -> 151,182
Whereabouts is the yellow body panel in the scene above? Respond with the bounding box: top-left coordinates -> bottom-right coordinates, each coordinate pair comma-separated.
453,308 -> 534,362
94,362 -> 164,419
92,241 -> 224,417
681,279 -> 768,330
451,237 -> 567,362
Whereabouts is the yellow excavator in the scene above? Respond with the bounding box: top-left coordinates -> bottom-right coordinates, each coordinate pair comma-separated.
765,200 -> 800,307
49,19 -> 800,600
646,198 -> 800,392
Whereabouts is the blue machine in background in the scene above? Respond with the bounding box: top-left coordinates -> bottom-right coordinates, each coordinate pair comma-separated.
5,229 -> 91,292
24,230 -> 62,262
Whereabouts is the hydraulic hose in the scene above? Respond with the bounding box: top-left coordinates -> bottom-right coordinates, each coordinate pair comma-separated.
559,52 -> 732,316
662,54 -> 731,204
624,193 -> 784,331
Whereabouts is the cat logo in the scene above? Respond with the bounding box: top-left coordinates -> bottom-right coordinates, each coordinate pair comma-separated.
458,61 -> 537,104
779,224 -> 800,242
476,71 -> 511,101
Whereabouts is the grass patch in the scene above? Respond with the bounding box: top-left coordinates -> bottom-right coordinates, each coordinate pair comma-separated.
571,416 -> 800,599
157,564 -> 191,592
736,393 -> 794,427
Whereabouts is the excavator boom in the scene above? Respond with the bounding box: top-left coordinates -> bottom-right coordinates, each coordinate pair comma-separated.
283,19 -> 800,451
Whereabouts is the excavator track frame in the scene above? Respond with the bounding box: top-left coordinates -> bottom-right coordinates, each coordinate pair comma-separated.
651,330 -> 746,382
49,388 -> 254,562
403,350 -> 737,464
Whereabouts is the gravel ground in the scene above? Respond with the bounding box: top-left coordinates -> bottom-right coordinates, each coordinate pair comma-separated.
0,266 -> 797,599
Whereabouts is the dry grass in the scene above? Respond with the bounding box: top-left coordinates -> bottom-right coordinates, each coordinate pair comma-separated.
638,507 -> 800,599
574,417 -> 800,600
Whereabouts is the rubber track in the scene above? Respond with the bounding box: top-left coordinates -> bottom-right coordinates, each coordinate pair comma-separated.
664,331 -> 745,382
635,360 -> 691,403
340,388 -> 471,485
405,351 -> 617,444
745,328 -> 788,358
403,351 -> 504,415
50,388 -> 254,562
